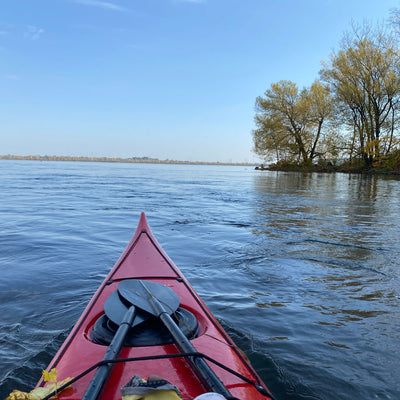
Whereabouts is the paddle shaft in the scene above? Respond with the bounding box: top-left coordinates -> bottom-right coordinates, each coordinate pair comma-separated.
82,305 -> 137,400
141,282 -> 232,398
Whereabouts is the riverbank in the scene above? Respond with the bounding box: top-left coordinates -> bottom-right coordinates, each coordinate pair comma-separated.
256,165 -> 400,175
0,154 -> 254,167
256,158 -> 400,176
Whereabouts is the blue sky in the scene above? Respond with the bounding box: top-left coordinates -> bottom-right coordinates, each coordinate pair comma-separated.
1,0 -> 399,163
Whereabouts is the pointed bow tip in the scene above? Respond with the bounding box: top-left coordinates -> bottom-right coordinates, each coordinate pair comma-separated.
136,212 -> 150,233
139,212 -> 147,222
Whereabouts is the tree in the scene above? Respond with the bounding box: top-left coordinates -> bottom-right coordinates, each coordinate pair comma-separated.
253,80 -> 335,165
320,24 -> 400,167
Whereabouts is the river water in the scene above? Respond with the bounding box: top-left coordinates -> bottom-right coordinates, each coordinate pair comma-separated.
0,161 -> 399,400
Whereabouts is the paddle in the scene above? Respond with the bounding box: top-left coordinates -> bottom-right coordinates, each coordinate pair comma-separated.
118,280 -> 232,399
82,284 -> 179,400
104,291 -> 148,327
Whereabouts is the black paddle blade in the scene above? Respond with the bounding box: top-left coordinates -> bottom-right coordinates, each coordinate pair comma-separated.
104,291 -> 148,327
118,280 -> 180,316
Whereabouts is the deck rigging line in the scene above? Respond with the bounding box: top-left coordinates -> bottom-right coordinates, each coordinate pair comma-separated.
41,351 -> 275,400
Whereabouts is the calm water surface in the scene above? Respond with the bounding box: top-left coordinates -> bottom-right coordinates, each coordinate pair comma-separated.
0,161 -> 399,400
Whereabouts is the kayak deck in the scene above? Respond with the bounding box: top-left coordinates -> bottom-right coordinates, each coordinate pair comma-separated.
40,213 -> 273,400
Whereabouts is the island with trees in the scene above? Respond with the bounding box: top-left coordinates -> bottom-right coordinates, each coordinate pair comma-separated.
253,11 -> 400,175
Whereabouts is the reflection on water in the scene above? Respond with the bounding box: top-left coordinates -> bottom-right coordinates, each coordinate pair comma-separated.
250,171 -> 400,399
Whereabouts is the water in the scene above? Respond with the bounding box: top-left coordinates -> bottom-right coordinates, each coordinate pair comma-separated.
0,161 -> 399,400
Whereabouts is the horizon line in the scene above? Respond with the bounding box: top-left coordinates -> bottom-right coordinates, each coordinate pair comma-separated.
0,154 -> 256,166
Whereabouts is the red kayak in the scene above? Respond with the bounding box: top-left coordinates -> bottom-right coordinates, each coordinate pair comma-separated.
37,213 -> 274,400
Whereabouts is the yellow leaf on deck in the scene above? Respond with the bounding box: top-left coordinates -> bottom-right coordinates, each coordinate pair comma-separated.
4,377 -> 72,400
4,390 -> 30,400
42,368 -> 58,383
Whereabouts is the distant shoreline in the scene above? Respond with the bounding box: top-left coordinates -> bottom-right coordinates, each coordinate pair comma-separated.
0,154 -> 254,166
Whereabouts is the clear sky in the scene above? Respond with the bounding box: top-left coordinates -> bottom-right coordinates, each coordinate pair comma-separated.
1,0 -> 399,163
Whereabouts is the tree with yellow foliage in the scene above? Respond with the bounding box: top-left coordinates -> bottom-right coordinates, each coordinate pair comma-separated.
253,80 -> 336,165
320,23 -> 400,167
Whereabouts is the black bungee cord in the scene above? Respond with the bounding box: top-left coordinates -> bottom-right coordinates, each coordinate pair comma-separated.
41,351 -> 275,400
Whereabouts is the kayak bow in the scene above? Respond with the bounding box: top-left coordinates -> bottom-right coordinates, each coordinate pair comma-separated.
38,213 -> 274,400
